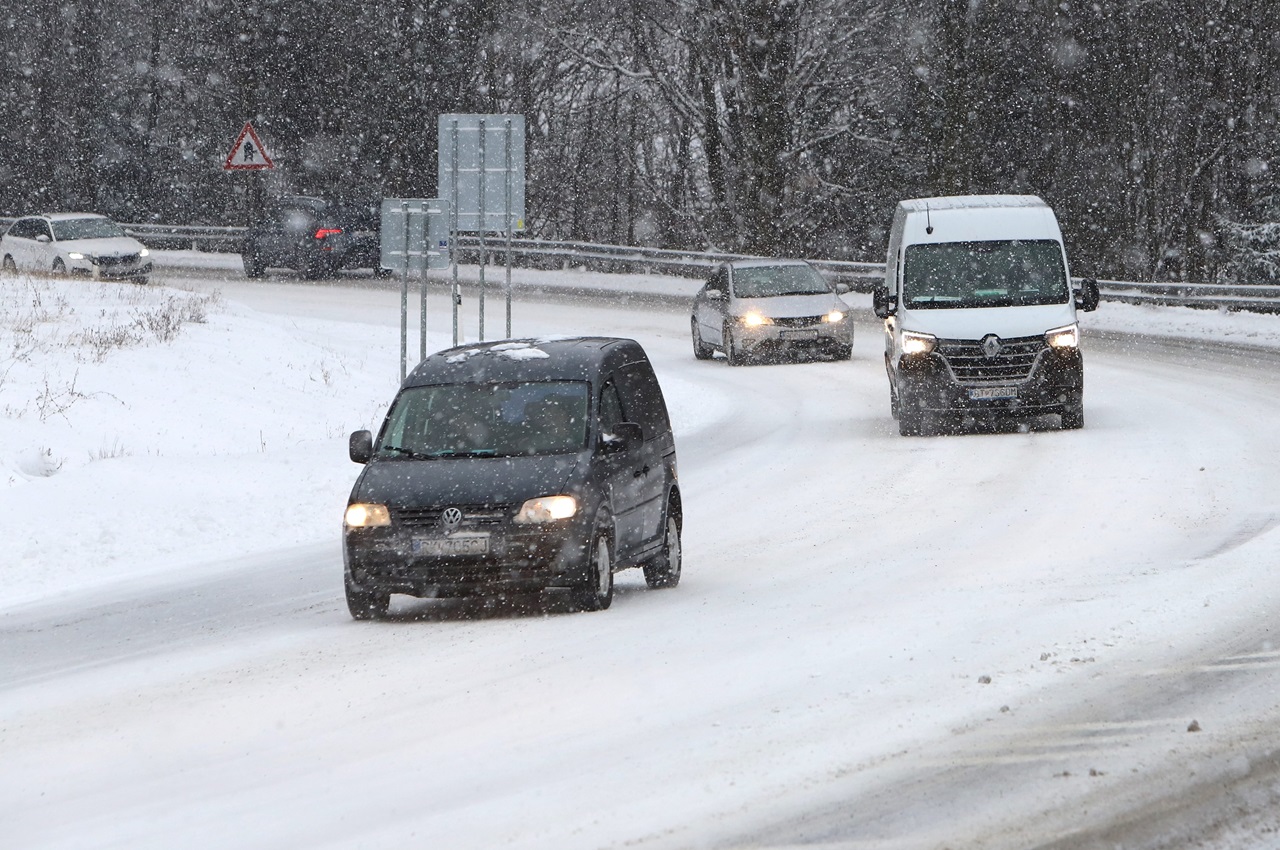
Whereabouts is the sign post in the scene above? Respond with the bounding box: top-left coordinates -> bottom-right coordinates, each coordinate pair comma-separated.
223,121 -> 275,227
438,114 -> 525,345
381,199 -> 450,379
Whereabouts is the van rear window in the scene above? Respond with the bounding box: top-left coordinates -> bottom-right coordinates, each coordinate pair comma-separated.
903,240 -> 1068,309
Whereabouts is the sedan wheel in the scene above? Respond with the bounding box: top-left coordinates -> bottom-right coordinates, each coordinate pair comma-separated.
1,256 -> 16,276
691,318 -> 713,360
52,258 -> 66,275
723,322 -> 745,366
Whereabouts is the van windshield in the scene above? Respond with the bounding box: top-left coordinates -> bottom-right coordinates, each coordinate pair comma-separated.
376,381 -> 589,459
903,240 -> 1068,309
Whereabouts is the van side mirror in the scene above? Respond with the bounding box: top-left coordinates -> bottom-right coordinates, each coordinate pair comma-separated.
603,421 -> 643,451
1077,278 -> 1100,312
349,430 -> 373,464
872,285 -> 896,319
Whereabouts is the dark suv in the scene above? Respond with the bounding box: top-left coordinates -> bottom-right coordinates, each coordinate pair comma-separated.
241,196 -> 387,280
342,337 -> 682,618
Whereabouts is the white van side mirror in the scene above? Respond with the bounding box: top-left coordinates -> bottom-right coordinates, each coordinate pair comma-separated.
872,286 -> 896,319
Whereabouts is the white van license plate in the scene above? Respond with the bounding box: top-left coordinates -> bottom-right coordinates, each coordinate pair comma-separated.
412,534 -> 490,556
969,387 -> 1018,400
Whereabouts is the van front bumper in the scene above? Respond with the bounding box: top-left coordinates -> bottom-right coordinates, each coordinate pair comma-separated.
897,348 -> 1083,417
343,516 -> 595,598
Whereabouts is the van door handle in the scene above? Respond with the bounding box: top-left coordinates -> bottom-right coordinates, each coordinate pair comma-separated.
633,465 -> 650,478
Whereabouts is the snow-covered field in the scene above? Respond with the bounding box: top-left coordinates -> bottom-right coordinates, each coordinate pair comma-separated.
3,258 -> 1280,849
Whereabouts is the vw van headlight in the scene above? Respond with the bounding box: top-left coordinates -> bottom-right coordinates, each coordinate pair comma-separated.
1046,324 -> 1079,349
514,495 -> 578,524
345,503 -> 391,528
901,330 -> 937,356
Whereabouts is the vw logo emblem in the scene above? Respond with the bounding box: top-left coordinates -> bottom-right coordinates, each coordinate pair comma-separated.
981,334 -> 1002,358
441,507 -> 463,529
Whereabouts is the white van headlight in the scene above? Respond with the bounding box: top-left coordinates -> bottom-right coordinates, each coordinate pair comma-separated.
514,495 -> 578,524
1045,324 -> 1079,349
345,503 -> 391,528
901,330 -> 937,356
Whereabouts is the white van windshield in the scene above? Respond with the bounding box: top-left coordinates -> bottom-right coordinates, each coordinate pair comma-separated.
903,239 -> 1068,309
376,381 -> 589,459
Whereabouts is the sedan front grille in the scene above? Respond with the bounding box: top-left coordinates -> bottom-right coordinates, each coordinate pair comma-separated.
936,335 -> 1046,384
96,254 -> 139,267
395,504 -> 512,530
771,315 -> 824,328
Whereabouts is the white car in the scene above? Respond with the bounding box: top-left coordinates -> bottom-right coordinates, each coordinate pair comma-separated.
691,258 -> 854,365
1,213 -> 152,284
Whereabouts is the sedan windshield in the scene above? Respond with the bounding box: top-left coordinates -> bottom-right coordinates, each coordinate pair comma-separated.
52,218 -> 127,241
903,240 -> 1069,309
731,264 -> 831,298
377,381 -> 589,459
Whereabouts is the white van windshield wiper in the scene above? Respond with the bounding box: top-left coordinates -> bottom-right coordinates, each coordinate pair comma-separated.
424,448 -> 499,458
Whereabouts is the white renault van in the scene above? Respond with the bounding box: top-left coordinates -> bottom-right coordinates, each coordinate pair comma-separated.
872,195 -> 1099,436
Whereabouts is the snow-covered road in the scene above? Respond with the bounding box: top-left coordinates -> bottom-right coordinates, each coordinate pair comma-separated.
3,266 -> 1280,849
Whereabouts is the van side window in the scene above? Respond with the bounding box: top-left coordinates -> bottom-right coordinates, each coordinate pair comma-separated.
599,381 -> 625,435
616,361 -> 671,438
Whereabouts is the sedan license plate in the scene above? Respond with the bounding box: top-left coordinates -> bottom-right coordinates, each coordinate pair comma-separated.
969,386 -> 1018,400
780,329 -> 819,340
412,533 -> 490,557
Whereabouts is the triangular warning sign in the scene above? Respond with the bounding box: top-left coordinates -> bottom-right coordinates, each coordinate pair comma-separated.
223,122 -> 275,171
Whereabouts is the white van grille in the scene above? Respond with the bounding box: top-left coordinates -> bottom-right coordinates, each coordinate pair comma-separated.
936,335 -> 1046,384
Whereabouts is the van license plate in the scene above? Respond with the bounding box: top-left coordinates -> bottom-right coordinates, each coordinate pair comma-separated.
412,534 -> 490,556
969,387 -> 1018,400
781,329 -> 818,340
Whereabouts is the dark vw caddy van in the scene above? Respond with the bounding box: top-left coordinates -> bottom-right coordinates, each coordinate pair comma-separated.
343,337 -> 681,618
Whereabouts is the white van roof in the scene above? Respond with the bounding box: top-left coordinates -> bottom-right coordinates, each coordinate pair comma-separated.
893,194 -> 1062,246
897,195 -> 1048,213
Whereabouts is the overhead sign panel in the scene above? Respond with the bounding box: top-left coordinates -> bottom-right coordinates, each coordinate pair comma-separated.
223,122 -> 275,171
437,114 -> 525,233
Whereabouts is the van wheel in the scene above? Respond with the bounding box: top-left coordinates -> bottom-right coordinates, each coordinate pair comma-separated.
572,529 -> 614,611
1061,404 -> 1084,430
691,318 -> 713,360
644,514 -> 682,589
899,404 -> 926,437
345,575 -> 390,620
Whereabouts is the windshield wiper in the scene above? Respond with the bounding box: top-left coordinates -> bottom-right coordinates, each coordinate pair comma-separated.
380,445 -> 435,460
424,449 -> 499,458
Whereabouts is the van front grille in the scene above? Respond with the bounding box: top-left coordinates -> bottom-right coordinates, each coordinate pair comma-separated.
395,505 -> 512,530
936,335 -> 1046,384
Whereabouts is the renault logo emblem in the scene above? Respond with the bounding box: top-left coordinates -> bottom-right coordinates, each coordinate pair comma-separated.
981,334 -> 1002,358
441,507 -> 463,529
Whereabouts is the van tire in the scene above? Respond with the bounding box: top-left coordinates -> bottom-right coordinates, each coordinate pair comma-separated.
644,514 -> 682,589
572,529 -> 614,611
1061,404 -> 1084,430
345,575 -> 390,620
899,404 -> 926,437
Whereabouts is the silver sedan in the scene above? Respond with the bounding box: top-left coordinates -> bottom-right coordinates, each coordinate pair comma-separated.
691,259 -> 853,365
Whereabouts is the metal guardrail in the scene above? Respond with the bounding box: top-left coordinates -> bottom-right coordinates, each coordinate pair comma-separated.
3,216 -> 1280,313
